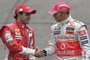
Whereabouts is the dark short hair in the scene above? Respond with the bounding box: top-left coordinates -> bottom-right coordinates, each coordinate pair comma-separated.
66,12 -> 69,15
14,11 -> 24,19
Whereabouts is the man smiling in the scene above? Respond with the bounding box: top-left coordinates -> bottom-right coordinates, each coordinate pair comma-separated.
0,4 -> 44,60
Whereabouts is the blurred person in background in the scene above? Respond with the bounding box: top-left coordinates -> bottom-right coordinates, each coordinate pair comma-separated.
0,4 -> 44,60
37,1 -> 90,60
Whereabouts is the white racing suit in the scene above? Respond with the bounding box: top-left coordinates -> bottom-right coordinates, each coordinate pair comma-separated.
45,16 -> 90,60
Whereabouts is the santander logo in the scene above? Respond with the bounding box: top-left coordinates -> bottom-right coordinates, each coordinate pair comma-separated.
55,35 -> 75,41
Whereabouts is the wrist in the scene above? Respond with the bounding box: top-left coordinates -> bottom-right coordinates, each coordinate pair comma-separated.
43,50 -> 47,56
20,46 -> 35,55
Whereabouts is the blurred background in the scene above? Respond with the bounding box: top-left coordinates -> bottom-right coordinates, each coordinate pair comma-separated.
0,0 -> 90,60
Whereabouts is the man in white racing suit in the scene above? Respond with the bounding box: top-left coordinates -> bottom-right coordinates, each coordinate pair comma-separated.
39,1 -> 90,60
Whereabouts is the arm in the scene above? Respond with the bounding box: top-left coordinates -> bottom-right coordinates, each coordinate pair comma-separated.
1,27 -> 35,55
44,34 -> 56,56
44,26 -> 56,56
78,26 -> 90,60
33,25 -> 56,57
34,35 -> 56,57
27,28 -> 36,60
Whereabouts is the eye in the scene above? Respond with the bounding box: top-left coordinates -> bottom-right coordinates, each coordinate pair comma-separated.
25,13 -> 31,16
58,12 -> 62,15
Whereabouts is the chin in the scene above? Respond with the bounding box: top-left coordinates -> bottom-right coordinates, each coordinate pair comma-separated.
23,22 -> 29,24
25,20 -> 30,23
26,23 -> 29,24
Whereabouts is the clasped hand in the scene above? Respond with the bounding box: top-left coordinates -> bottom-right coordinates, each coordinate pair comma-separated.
34,48 -> 46,58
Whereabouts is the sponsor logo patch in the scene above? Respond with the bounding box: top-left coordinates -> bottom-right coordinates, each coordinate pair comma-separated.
66,27 -> 75,35
15,29 -> 22,39
4,30 -> 13,45
80,36 -> 87,40
78,30 -> 86,36
66,27 -> 75,31
15,29 -> 21,35
57,50 -> 75,55
81,40 -> 88,45
26,29 -> 32,37
54,31 -> 60,35
68,22 -> 75,27
55,35 -> 75,42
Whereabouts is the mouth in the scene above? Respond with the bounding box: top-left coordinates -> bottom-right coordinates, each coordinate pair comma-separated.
26,18 -> 30,20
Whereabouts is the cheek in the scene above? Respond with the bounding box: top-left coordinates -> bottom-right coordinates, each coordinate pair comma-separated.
54,15 -> 59,19
23,16 -> 27,20
21,16 -> 26,21
54,13 -> 59,17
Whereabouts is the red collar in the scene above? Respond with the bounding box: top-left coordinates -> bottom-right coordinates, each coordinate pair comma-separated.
14,20 -> 26,29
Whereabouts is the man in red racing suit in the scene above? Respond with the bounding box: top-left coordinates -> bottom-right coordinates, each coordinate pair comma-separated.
0,4 -> 44,60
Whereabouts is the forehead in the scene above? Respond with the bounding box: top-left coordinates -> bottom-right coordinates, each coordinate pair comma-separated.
54,12 -> 62,16
21,12 -> 31,15
23,12 -> 31,14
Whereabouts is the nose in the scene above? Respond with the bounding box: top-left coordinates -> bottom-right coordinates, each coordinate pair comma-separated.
27,15 -> 31,19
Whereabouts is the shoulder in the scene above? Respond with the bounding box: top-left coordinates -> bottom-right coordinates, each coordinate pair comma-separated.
1,23 -> 13,30
51,23 -> 58,31
0,24 -> 13,36
73,19 -> 85,26
68,19 -> 87,31
69,19 -> 86,28
0,23 -> 15,33
27,26 -> 35,32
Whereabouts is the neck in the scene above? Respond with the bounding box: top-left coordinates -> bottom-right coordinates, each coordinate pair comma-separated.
17,19 -> 26,25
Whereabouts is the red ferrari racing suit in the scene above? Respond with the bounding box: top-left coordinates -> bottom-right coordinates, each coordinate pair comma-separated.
45,16 -> 90,60
0,20 -> 36,60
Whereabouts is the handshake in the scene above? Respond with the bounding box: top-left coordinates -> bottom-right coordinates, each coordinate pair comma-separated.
34,48 -> 47,58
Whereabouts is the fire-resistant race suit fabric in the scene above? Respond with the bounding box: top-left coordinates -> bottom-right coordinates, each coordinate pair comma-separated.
0,20 -> 36,60
44,16 -> 90,60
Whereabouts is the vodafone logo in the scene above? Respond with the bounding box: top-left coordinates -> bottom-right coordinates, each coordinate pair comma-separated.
60,43 -> 66,50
